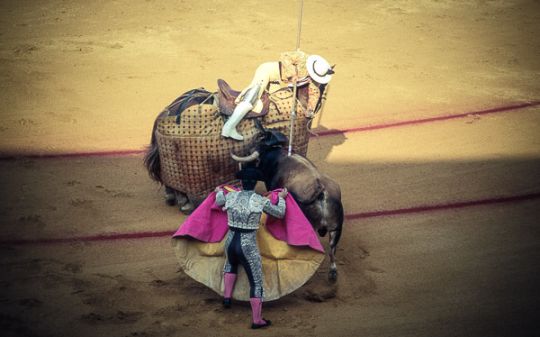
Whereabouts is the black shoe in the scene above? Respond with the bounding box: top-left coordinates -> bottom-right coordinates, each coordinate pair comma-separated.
251,319 -> 271,329
223,298 -> 231,309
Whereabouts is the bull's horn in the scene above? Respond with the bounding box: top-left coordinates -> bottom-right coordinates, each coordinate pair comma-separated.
231,151 -> 260,162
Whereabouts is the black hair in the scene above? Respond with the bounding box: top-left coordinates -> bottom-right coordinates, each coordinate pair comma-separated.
242,179 -> 257,191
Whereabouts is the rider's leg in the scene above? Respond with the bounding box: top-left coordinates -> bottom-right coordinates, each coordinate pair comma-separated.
221,83 -> 261,141
221,101 -> 253,141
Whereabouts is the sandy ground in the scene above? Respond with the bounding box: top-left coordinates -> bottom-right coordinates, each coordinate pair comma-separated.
1,0 -> 540,336
0,0 -> 539,155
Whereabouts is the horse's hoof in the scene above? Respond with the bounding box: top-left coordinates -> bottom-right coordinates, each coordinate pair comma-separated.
165,194 -> 176,206
176,193 -> 188,207
180,202 -> 194,214
328,269 -> 338,282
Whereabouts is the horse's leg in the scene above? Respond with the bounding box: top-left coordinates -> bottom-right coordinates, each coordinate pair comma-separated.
179,193 -> 194,214
328,228 -> 342,282
165,187 -> 177,206
165,187 -> 189,207
165,187 -> 193,214
175,191 -> 188,208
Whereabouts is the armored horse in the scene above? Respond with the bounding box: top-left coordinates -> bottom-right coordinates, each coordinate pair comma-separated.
144,78 -> 327,213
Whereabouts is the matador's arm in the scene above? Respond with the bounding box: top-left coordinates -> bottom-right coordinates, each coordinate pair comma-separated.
262,196 -> 286,219
215,190 -> 226,207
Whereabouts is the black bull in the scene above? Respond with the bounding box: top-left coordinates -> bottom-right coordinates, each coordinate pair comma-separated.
232,129 -> 344,281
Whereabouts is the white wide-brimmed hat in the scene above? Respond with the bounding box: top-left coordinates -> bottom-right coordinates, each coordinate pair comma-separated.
306,55 -> 334,84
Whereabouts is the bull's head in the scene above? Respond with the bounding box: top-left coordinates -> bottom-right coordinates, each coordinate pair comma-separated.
230,124 -> 288,163
230,124 -> 288,190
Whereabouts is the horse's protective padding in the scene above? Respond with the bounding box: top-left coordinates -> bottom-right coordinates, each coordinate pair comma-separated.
156,88 -> 313,201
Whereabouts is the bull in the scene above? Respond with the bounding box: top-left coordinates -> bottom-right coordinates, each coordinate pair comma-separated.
232,127 -> 344,281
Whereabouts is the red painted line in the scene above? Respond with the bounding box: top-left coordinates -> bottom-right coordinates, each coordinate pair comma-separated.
313,101 -> 540,137
0,149 -> 146,160
1,192 -> 539,246
0,101 -> 538,160
0,230 -> 173,246
345,192 -> 540,220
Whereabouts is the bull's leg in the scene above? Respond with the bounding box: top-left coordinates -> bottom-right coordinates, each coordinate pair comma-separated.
328,229 -> 342,282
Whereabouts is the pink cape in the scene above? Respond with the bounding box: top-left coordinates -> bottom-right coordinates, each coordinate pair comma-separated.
173,188 -> 324,253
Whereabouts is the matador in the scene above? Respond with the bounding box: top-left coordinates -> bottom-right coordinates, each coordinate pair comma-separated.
215,167 -> 288,329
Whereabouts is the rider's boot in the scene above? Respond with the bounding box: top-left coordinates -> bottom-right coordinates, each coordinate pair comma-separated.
221,101 -> 253,141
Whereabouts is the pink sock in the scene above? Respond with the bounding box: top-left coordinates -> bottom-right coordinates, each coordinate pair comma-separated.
223,273 -> 237,299
249,297 -> 266,324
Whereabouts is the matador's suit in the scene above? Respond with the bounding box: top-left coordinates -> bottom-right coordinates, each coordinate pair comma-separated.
215,168 -> 286,329
221,50 -> 335,140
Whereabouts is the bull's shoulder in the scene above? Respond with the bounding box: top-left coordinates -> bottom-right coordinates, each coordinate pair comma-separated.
278,154 -> 321,176
320,173 -> 342,199
274,155 -> 324,204
289,154 -> 318,167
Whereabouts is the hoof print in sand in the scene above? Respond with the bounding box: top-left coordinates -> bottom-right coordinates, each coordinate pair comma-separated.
81,310 -> 143,324
70,198 -> 92,207
302,286 -> 337,302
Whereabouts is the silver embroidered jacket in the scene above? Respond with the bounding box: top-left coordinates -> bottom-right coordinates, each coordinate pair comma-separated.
215,190 -> 286,230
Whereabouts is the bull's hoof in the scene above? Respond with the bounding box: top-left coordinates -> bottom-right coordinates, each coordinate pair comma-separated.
328,269 -> 338,283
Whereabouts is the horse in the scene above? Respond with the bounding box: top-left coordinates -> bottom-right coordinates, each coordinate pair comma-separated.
144,79 -> 326,213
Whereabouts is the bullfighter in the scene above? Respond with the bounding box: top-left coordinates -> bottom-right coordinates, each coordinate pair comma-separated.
214,166 -> 288,329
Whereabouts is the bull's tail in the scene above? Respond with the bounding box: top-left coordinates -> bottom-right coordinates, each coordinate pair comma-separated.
144,117 -> 162,183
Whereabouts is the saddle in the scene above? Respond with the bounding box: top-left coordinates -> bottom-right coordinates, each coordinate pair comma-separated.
217,79 -> 270,119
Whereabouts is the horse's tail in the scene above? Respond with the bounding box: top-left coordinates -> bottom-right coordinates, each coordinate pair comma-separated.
144,114 -> 163,183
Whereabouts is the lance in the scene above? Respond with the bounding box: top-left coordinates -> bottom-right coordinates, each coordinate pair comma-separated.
287,0 -> 304,156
